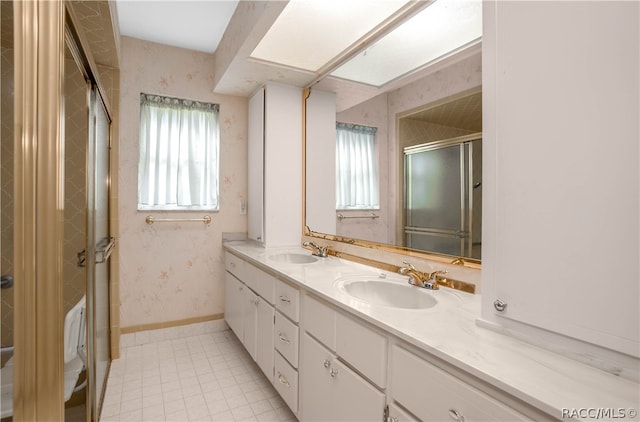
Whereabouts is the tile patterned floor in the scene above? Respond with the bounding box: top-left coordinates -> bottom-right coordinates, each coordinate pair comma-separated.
100,331 -> 297,422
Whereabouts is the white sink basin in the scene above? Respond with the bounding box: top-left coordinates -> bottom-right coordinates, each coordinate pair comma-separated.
268,252 -> 318,264
333,275 -> 461,310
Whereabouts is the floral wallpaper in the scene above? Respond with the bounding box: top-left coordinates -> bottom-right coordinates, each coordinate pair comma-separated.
118,37 -> 248,329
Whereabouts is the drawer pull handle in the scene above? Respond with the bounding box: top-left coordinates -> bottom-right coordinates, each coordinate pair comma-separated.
448,409 -> 465,422
389,417 -> 398,422
239,286 -> 243,291
330,368 -> 339,378
277,371 -> 290,388
323,359 -> 331,369
278,332 -> 290,344
279,295 -> 291,303
230,262 -> 236,268
493,299 -> 507,312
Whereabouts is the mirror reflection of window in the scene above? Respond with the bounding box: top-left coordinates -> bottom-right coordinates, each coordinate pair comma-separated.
335,123 -> 379,210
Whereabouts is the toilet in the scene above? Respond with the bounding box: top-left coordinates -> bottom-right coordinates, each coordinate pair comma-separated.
0,295 -> 87,418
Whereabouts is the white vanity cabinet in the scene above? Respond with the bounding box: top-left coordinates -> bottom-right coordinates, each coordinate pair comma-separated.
390,346 -> 529,421
247,82 -> 302,247
224,250 -> 551,422
224,252 -> 274,382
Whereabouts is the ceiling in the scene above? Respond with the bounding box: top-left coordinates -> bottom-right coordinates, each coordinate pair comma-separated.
111,0 -> 481,108
115,0 -> 238,54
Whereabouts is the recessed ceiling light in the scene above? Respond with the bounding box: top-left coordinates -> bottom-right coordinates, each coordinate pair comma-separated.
250,0 -> 411,72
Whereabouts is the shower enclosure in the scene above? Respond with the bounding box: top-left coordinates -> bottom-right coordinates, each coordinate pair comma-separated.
404,134 -> 482,259
1,1 -> 113,420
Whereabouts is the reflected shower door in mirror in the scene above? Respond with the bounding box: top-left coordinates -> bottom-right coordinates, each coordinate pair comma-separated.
404,135 -> 481,259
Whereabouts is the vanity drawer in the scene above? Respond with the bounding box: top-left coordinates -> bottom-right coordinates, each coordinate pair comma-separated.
391,346 -> 529,421
255,267 -> 275,304
275,311 -> 299,368
224,252 -> 246,281
274,278 -> 300,322
336,312 -> 387,388
302,294 -> 336,350
274,351 -> 298,414
243,262 -> 259,292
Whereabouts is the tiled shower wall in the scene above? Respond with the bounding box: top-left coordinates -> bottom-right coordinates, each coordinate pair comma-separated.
1,43 -> 14,348
63,54 -> 89,316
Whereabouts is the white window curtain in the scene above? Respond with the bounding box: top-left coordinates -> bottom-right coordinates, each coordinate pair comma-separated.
138,94 -> 220,210
336,122 -> 379,209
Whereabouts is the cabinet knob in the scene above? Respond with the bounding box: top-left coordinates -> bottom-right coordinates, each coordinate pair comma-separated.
448,408 -> 465,422
279,295 -> 291,303
323,359 -> 331,369
277,371 -> 290,388
493,299 -> 507,312
330,368 -> 339,378
278,332 -> 291,344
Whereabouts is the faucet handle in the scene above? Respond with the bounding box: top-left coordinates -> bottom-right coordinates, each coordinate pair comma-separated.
401,261 -> 416,270
428,270 -> 448,281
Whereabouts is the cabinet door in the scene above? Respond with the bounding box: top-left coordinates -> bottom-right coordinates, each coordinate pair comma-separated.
244,288 -> 258,360
224,272 -> 245,340
256,297 -> 274,382
248,88 -> 264,242
484,0 -> 639,356
301,333 -> 385,421
330,358 -> 385,421
300,333 -> 337,421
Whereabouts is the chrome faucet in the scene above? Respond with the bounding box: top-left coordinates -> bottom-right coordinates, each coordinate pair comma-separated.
303,241 -> 330,258
398,261 -> 447,290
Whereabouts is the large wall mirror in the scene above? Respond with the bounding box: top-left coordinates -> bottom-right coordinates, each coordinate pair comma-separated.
304,0 -> 482,267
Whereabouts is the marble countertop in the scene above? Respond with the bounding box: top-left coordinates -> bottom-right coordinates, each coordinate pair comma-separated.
224,241 -> 639,420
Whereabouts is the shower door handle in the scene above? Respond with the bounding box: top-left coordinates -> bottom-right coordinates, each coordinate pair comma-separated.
1,275 -> 13,289
77,236 -> 116,267
95,236 -> 116,264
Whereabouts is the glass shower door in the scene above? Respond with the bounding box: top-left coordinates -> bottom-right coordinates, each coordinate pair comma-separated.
86,88 -> 112,420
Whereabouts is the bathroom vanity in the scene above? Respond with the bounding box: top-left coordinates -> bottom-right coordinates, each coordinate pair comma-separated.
223,242 -> 638,421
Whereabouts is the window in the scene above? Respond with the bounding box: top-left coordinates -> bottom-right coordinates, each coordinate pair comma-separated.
335,122 -> 379,210
138,93 -> 220,210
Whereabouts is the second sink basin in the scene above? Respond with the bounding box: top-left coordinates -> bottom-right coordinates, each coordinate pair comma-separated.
268,252 -> 318,264
335,276 -> 438,309
333,274 -> 462,310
